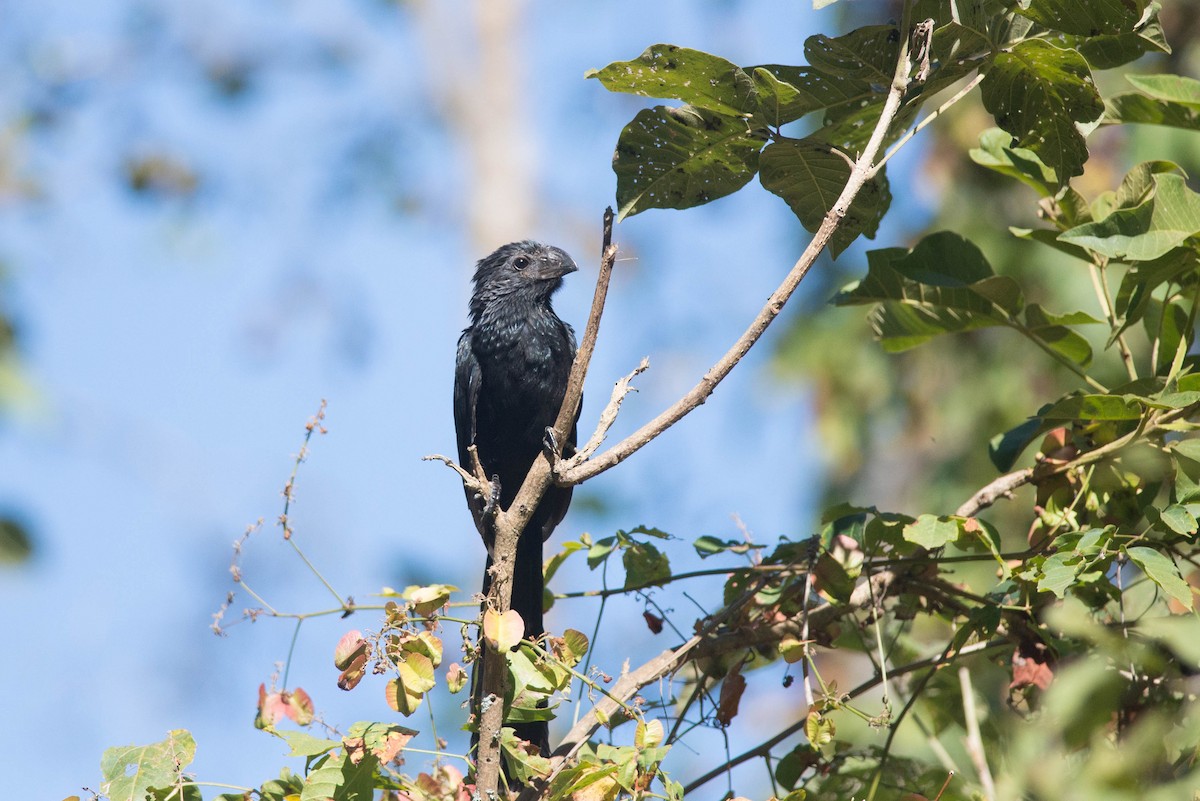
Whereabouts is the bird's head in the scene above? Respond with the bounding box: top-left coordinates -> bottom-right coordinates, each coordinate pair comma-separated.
469,240 -> 578,320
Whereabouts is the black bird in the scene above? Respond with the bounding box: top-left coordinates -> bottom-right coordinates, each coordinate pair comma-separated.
453,240 -> 579,762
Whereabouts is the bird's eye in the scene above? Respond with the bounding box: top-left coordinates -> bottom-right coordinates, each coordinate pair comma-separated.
513,256 -> 530,271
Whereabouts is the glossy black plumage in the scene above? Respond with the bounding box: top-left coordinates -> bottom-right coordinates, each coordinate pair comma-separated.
453,240 -> 579,760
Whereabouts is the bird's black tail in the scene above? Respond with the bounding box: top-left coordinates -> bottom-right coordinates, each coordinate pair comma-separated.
471,524 -> 549,778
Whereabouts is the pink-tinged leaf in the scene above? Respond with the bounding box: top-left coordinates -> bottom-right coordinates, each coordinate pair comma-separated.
256,684 -> 288,729
643,611 -> 664,634
1010,644 -> 1054,693
285,687 -> 314,725
373,728 -> 414,764
334,630 -> 368,670
416,765 -> 470,801
338,652 -> 369,691
343,736 -> 369,766
446,663 -> 469,694
483,608 -> 525,652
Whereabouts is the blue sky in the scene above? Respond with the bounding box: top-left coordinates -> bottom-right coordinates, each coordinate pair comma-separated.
0,2 -> 929,798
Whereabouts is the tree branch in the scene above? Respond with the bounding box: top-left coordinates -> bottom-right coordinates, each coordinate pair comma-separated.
955,469 -> 1033,517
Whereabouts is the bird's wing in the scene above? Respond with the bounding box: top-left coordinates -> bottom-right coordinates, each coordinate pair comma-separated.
453,330 -> 480,470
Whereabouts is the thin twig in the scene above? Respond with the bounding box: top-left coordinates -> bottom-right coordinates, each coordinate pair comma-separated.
955,468 -> 1034,517
564,357 -> 650,464
869,71 -> 985,179
1087,261 -> 1137,382
958,666 -> 996,801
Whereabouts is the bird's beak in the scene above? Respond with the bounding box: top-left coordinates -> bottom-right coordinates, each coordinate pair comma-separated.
540,249 -> 578,279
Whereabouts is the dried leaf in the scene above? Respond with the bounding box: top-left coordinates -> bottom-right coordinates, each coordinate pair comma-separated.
716,663 -> 747,726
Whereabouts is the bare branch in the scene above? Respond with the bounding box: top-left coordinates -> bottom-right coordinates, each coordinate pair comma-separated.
562,357 -> 649,465
955,469 -> 1033,518
422,453 -> 487,497
959,666 -> 996,801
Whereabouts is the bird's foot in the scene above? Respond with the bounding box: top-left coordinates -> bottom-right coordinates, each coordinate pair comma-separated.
542,426 -> 560,464
480,474 -> 502,518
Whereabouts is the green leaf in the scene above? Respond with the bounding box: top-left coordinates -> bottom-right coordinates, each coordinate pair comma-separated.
100,730 -> 197,801
1173,440 -> 1200,503
587,536 -> 618,569
1038,552 -> 1082,598
281,730 -> 341,758
990,415 -> 1048,471
1060,174 -> 1200,261
980,39 -> 1103,182
635,719 -> 665,749
623,541 -> 671,589
1113,248 -> 1198,336
1159,504 -> 1198,536
812,551 -> 855,602
1042,394 -> 1142,421
902,514 -> 960,548
0,517 -> 32,564
805,25 -> 899,82
301,751 -> 377,801
587,45 -> 757,117
611,105 -> 765,220
1023,303 -> 1098,367
1016,0 -> 1147,36
1076,2 -> 1171,69
344,721 -> 417,766
759,139 -> 891,258
749,66 -> 867,128
501,728 -> 554,784
1125,545 -> 1192,604
1147,296 -> 1192,376
1105,93 -> 1200,131
693,535 -> 756,558
1127,73 -> 1200,105
775,745 -> 819,790
970,127 -> 1059,197
836,233 -> 1024,351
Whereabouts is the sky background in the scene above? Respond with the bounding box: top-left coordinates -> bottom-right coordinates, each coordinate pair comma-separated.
0,2 -> 930,798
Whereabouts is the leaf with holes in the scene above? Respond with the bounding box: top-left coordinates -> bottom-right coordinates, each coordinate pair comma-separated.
980,39 -> 1103,182
1016,0 -> 1148,36
100,730 -> 196,801
587,45 -> 757,117
611,105 -> 766,220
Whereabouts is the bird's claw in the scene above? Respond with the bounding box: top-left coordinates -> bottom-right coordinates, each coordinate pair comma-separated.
543,427 -> 559,463
480,474 -> 502,518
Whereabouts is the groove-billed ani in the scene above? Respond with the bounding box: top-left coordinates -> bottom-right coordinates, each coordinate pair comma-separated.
453,240 -> 579,761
